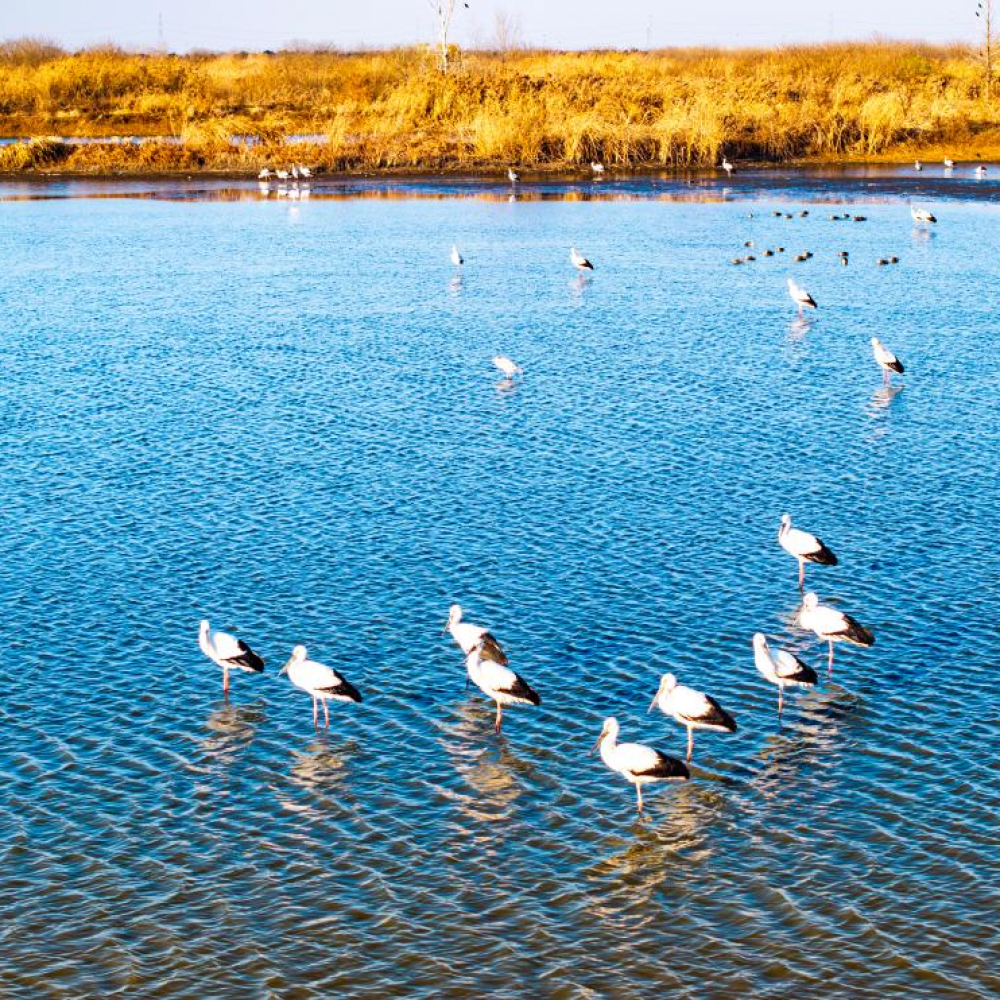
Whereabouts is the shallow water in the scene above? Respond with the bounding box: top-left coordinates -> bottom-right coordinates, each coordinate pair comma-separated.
0,172 -> 998,997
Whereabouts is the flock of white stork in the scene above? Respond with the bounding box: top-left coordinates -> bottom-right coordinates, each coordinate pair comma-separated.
199,502 -> 880,815
197,163 -> 931,815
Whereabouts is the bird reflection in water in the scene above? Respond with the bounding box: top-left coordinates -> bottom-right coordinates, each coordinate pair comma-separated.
201,700 -> 266,764
448,273 -> 463,298
570,271 -> 592,302
495,377 -> 518,395
869,385 -> 903,413
438,699 -> 539,826
787,314 -> 815,343
867,385 -> 903,441
287,735 -> 359,794
586,785 -> 712,898
752,685 -> 860,796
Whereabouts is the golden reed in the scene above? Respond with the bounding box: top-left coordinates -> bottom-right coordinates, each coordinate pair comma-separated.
0,39 -> 996,173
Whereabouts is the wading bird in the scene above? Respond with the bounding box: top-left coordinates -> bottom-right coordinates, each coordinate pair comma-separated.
778,513 -> 838,590
797,592 -> 874,677
787,277 -> 817,313
491,355 -> 523,381
298,164 -> 312,178
275,168 -> 289,181
279,645 -> 361,727
593,717 -> 689,814
570,247 -> 594,271
648,673 -> 737,762
464,640 -> 539,732
591,161 -> 605,174
199,619 -> 265,694
752,633 -> 817,721
444,604 -> 508,664
910,206 -> 936,224
450,244 -> 463,266
258,168 -> 272,180
722,157 -> 734,175
943,158 -> 954,169
508,167 -> 519,184
871,337 -> 904,386
914,160 -> 922,171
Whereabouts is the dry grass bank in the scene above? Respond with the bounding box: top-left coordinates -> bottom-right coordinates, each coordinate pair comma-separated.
1,39 -> 999,174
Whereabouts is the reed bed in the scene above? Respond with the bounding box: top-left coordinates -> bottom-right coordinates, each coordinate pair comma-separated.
1,39 -> 998,173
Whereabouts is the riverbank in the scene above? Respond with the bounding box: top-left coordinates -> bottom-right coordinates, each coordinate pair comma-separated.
2,41 -> 999,175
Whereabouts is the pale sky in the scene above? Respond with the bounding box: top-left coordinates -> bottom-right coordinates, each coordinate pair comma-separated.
5,1 -> 978,52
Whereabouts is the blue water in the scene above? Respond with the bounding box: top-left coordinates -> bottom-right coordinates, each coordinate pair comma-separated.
1,174 -> 998,997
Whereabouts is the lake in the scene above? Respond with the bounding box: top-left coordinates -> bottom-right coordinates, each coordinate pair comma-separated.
1,168 -> 998,997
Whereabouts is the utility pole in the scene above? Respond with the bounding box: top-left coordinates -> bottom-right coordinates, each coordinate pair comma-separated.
977,1 -> 994,100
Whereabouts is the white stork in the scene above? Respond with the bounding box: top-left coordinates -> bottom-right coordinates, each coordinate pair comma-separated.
797,592 -> 874,676
871,337 -> 904,386
910,206 -> 936,224
199,619 -> 265,694
443,604 -> 508,664
593,717 -> 689,814
279,645 -> 361,727
491,355 -> 523,380
464,641 -> 540,732
508,167 -> 519,184
722,157 -> 734,175
778,514 -> 838,591
752,633 -> 817,720
570,247 -> 594,271
787,277 -> 816,313
450,244 -> 463,266
591,161 -> 605,174
649,673 -> 737,762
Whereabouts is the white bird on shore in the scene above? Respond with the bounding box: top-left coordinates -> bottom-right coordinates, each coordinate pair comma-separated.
275,168 -> 289,182
649,673 -> 737,762
570,247 -> 594,271
258,168 -> 272,180
871,337 -> 904,386
279,645 -> 362,727
450,244 -> 463,266
508,167 -> 519,183
797,592 -> 874,677
752,633 -> 817,720
491,355 -> 523,380
444,604 -> 508,664
910,206 -> 936,224
291,165 -> 300,180
593,717 -> 689,814
465,641 -> 540,732
591,161 -> 605,174
943,158 -> 954,169
778,513 -> 838,591
722,157 -> 734,175
298,164 -> 312,178
975,164 -> 987,177
199,619 -> 265,694
787,277 -> 817,313
914,160 -> 922,171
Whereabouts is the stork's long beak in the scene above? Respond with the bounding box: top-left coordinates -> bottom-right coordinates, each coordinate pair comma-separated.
590,730 -> 606,755
278,660 -> 291,676
648,691 -> 660,714
441,621 -> 449,635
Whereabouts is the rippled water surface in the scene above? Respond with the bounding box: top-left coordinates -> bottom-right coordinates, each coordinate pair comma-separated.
1,172 -> 999,998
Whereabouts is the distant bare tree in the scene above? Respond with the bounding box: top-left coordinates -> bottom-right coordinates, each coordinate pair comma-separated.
492,10 -> 523,56
427,0 -> 468,72
977,0 -> 995,99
